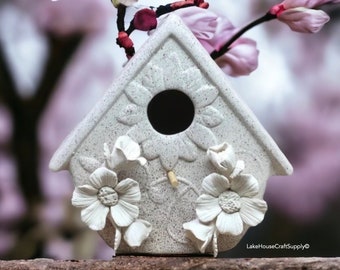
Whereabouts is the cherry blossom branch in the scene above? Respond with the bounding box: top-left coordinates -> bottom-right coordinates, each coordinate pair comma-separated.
113,0 -> 209,59
210,12 -> 276,60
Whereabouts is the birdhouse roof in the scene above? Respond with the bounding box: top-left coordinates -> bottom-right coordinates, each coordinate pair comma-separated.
49,14 -> 292,176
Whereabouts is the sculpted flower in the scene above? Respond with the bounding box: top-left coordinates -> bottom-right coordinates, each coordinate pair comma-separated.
207,142 -> 244,177
73,136 -> 151,252
183,172 -> 267,256
104,135 -> 147,171
184,142 -> 267,256
196,173 -> 267,236
118,54 -> 224,171
269,0 -> 338,33
174,7 -> 258,76
71,167 -> 140,230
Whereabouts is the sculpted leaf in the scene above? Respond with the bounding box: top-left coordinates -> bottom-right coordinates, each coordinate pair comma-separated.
78,156 -> 102,174
198,106 -> 224,127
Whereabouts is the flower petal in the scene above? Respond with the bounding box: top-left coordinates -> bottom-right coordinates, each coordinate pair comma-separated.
144,136 -> 180,170
278,8 -> 329,33
197,106 -> 224,128
78,156 -> 101,174
178,136 -> 198,162
80,200 -> 109,230
175,7 -> 218,40
115,135 -> 143,161
181,67 -> 206,91
186,123 -> 217,150
142,138 -> 159,160
216,38 -> 259,77
89,167 -> 118,189
229,160 -> 245,179
192,85 -> 219,108
111,200 -> 139,227
124,219 -> 152,248
183,219 -> 215,253
142,64 -> 165,94
231,174 -> 259,198
175,6 -> 235,54
282,0 -> 340,9
115,178 -> 141,204
125,82 -> 153,106
127,121 -> 154,143
196,194 -> 221,223
216,212 -> 243,235
133,8 -> 157,31
202,173 -> 230,197
77,184 -> 98,196
159,148 -> 179,171
108,135 -> 145,170
240,198 -> 267,226
71,187 -> 97,208
117,104 -> 144,126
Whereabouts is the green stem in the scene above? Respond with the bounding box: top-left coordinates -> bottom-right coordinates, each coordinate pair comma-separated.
210,12 -> 277,60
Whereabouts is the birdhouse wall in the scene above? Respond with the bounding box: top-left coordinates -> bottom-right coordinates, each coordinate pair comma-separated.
65,36 -> 276,254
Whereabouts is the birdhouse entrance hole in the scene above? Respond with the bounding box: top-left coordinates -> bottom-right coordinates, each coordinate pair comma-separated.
147,90 -> 195,135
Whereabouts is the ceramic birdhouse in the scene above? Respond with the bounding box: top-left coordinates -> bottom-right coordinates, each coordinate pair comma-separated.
49,15 -> 293,257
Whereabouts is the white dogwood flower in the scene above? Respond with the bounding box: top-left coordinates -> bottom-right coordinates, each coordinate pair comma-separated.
184,141 -> 267,256
72,167 -> 141,230
73,136 -> 151,252
196,172 -> 267,236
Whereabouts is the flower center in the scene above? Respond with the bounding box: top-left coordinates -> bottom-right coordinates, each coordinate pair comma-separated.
218,191 -> 241,214
97,186 -> 119,207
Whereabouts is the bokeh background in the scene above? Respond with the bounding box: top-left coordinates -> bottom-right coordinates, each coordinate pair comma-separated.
0,0 -> 340,259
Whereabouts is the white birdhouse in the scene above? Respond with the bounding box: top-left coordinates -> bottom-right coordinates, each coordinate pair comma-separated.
49,15 -> 292,257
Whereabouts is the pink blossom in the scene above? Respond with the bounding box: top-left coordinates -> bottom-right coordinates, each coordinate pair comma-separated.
278,7 -> 329,33
133,9 -> 157,31
269,0 -> 340,33
281,0 -> 340,9
215,38 -> 259,77
33,0 -> 111,35
175,7 -> 258,76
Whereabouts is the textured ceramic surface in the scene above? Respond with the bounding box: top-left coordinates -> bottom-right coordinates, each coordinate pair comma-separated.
49,15 -> 293,257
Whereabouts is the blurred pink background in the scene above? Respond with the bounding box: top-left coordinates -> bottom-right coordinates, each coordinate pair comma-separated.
0,0 -> 339,259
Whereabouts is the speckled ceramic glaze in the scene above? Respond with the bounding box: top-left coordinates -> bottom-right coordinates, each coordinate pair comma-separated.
49,15 -> 292,257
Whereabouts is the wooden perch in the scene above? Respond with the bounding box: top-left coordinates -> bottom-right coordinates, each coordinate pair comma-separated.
0,257 -> 339,270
